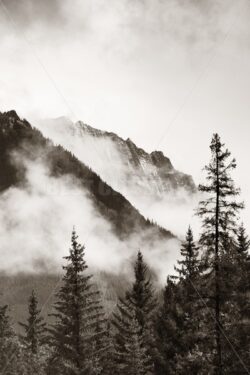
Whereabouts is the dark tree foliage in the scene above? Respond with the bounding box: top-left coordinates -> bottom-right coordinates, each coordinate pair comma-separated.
0,122 -> 250,374
0,304 -> 22,374
229,224 -> 250,372
19,290 -> 46,354
197,134 -> 244,374
47,229 -> 107,375
156,228 -> 204,375
155,277 -> 184,375
0,305 -> 13,341
237,223 -> 250,256
113,251 -> 157,374
174,227 -> 204,374
175,226 -> 200,280
113,301 -> 153,375
124,312 -> 152,375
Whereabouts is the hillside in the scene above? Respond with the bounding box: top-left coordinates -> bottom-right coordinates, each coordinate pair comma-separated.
0,110 -> 173,241
38,117 -> 196,199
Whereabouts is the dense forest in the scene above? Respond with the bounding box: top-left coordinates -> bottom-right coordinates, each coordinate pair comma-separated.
0,134 -> 249,374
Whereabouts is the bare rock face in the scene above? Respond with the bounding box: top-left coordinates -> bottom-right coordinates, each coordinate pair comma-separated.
0,110 -> 173,242
38,117 -> 196,204
33,116 -> 198,236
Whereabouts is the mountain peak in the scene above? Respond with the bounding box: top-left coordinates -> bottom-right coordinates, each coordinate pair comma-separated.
150,150 -> 173,170
126,137 -> 133,144
0,109 -> 20,121
3,110 -> 20,120
76,121 -> 120,140
36,116 -> 197,204
0,110 -> 31,132
0,112 -> 173,243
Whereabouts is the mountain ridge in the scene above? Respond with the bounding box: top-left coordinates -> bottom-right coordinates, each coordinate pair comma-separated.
38,116 -> 196,199
55,118 -> 185,176
0,110 -> 173,242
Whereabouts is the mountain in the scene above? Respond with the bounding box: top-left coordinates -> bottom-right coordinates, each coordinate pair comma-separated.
0,104 -> 187,327
39,117 -> 196,196
37,117 -> 197,233
0,110 -> 180,324
0,110 -> 172,243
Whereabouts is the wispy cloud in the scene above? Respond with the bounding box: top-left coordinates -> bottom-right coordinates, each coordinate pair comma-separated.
0,0 -> 249,231
0,148 -> 179,282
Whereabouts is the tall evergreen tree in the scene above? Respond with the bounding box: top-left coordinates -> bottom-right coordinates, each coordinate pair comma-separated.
19,290 -> 46,354
230,223 -> 250,372
113,301 -> 152,375
156,228 -> 203,375
47,229 -> 106,375
124,313 -> 152,375
155,277 -> 183,375
113,251 -> 157,374
0,304 -> 22,374
197,133 -> 243,374
0,303 -> 48,375
128,251 -> 156,331
236,223 -> 250,257
0,304 -> 13,341
175,226 -> 200,280
175,227 -> 203,373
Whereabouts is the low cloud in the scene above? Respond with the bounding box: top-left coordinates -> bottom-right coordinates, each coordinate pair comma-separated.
0,149 -> 179,283
37,117 -> 200,238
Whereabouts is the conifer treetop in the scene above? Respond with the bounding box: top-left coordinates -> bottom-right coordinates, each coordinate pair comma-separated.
19,289 -> 46,354
175,226 -> 200,280
197,133 -> 244,251
237,223 -> 250,255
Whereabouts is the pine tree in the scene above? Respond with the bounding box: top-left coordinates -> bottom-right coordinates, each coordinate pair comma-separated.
0,304 -> 13,341
236,223 -> 250,257
155,277 -> 183,375
124,312 -> 152,375
197,133 -> 244,374
19,290 -> 46,354
0,304 -> 22,374
230,224 -> 250,371
113,301 -> 153,375
89,316 -> 113,375
128,251 -> 156,331
156,228 -> 203,375
92,320 -> 114,375
47,229 -> 106,375
174,227 -> 203,373
175,226 -> 200,280
113,251 -> 157,374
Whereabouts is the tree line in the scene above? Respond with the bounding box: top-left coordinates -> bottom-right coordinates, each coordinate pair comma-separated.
0,134 -> 249,374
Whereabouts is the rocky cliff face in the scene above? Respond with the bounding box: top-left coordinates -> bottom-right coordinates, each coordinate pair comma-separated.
0,110 -> 172,241
0,110 -> 196,275
37,118 -> 196,211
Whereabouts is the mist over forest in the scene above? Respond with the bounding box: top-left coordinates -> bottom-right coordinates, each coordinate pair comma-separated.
0,0 -> 250,374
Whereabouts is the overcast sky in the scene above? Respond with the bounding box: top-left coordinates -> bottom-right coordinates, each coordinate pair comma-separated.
1,0 -> 250,226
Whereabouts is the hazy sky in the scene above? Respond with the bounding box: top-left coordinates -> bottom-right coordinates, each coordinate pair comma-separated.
1,0 -> 250,226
